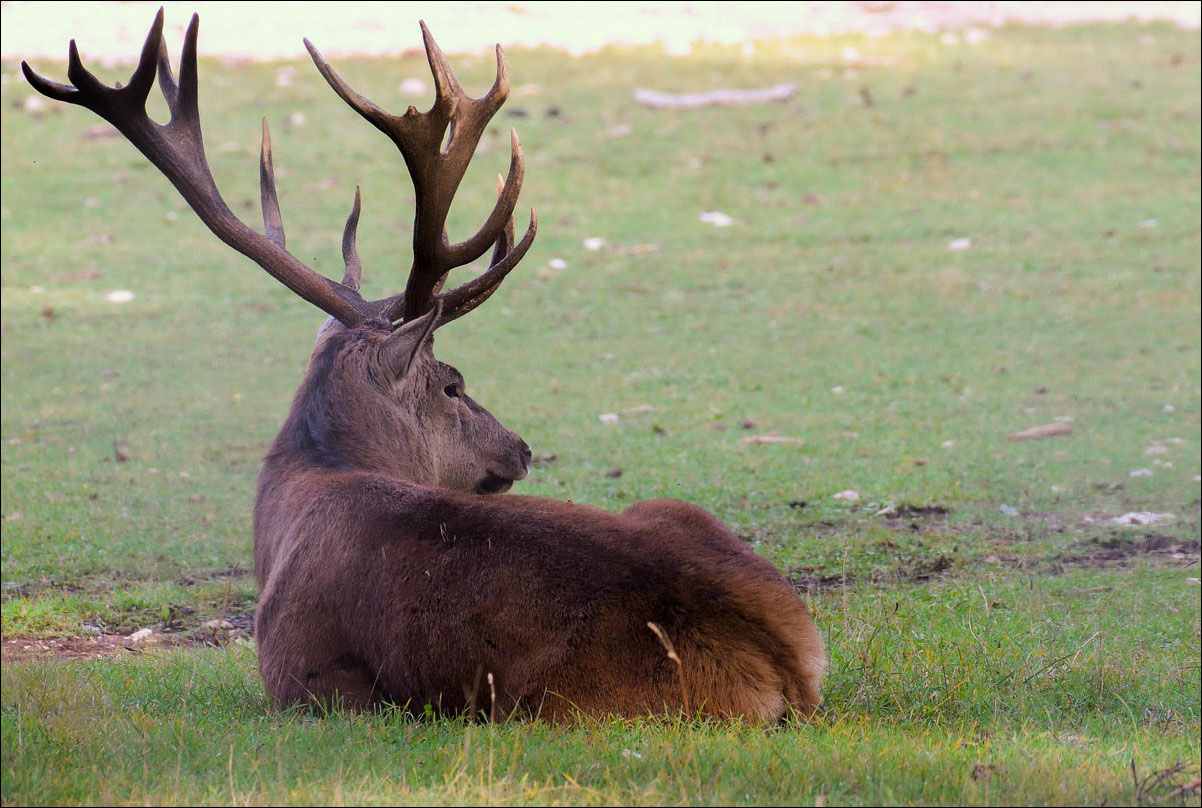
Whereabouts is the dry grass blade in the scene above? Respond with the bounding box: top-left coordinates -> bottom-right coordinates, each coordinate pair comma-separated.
647,621 -> 690,713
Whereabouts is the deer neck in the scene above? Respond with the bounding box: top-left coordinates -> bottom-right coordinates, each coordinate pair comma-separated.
263,345 -> 437,486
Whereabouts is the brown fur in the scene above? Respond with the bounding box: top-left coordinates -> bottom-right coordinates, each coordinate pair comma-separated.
253,323 -> 825,722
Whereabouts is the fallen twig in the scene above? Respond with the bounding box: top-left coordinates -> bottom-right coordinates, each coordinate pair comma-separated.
1006,422 -> 1073,442
635,84 -> 796,109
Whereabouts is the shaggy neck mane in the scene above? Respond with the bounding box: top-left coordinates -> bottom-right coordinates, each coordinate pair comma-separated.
264,334 -> 430,482
281,336 -> 353,471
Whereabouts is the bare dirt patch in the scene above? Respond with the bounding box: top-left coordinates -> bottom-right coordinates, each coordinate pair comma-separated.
1053,534 -> 1200,569
2,633 -> 182,662
790,553 -> 954,593
2,610 -> 254,663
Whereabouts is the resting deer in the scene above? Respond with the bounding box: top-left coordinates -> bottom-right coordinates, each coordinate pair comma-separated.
23,11 -> 825,722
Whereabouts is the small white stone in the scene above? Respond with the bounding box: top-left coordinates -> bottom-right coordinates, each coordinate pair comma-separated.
699,211 -> 734,228
599,413 -> 619,425
1129,468 -> 1153,478
941,440 -> 955,449
129,628 -> 156,644
1000,504 -> 1020,517
831,386 -> 846,395
399,78 -> 427,96
947,237 -> 972,251
833,489 -> 860,502
548,258 -> 567,270
106,290 -> 134,303
582,237 -> 606,251
30,285 -> 45,294
1111,511 -> 1174,526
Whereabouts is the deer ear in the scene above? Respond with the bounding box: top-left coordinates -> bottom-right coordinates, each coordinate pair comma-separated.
382,301 -> 442,379
316,315 -> 348,341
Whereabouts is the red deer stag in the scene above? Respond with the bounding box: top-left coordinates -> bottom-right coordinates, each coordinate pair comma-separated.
24,11 -> 825,722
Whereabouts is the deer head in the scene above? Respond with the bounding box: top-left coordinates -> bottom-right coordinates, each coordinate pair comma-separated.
23,11 -> 536,494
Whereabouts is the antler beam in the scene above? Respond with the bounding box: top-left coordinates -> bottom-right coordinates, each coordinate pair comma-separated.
23,11 -> 536,331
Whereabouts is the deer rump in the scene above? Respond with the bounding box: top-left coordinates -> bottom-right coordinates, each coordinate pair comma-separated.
24,11 -> 826,723
255,476 -> 824,721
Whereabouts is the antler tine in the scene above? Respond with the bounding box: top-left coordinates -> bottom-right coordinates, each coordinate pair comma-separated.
260,119 -> 286,249
441,129 -> 525,268
155,27 -> 180,108
491,172 -> 516,267
342,187 -> 363,291
435,208 -> 537,326
303,38 -> 399,138
419,21 -> 464,105
24,10 -> 390,329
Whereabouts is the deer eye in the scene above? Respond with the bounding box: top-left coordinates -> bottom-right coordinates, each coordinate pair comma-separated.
444,384 -> 460,399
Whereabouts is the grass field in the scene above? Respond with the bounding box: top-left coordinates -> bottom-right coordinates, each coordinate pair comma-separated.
2,19 -> 1200,806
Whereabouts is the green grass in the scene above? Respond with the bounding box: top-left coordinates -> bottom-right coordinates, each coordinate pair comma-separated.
2,21 -> 1199,806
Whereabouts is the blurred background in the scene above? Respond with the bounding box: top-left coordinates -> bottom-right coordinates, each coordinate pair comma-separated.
4,1 -> 1199,61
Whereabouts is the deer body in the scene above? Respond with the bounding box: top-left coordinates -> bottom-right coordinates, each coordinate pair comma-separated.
251,327 -> 823,719
255,469 -> 824,719
25,11 -> 825,722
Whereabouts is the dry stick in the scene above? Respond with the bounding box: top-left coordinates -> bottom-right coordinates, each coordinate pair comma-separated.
486,673 -> 497,793
487,672 -> 497,724
647,621 -> 690,714
1166,777 -> 1202,800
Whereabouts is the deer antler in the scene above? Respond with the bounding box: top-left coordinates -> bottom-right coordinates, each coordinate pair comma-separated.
305,21 -> 537,325
22,11 -> 535,331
